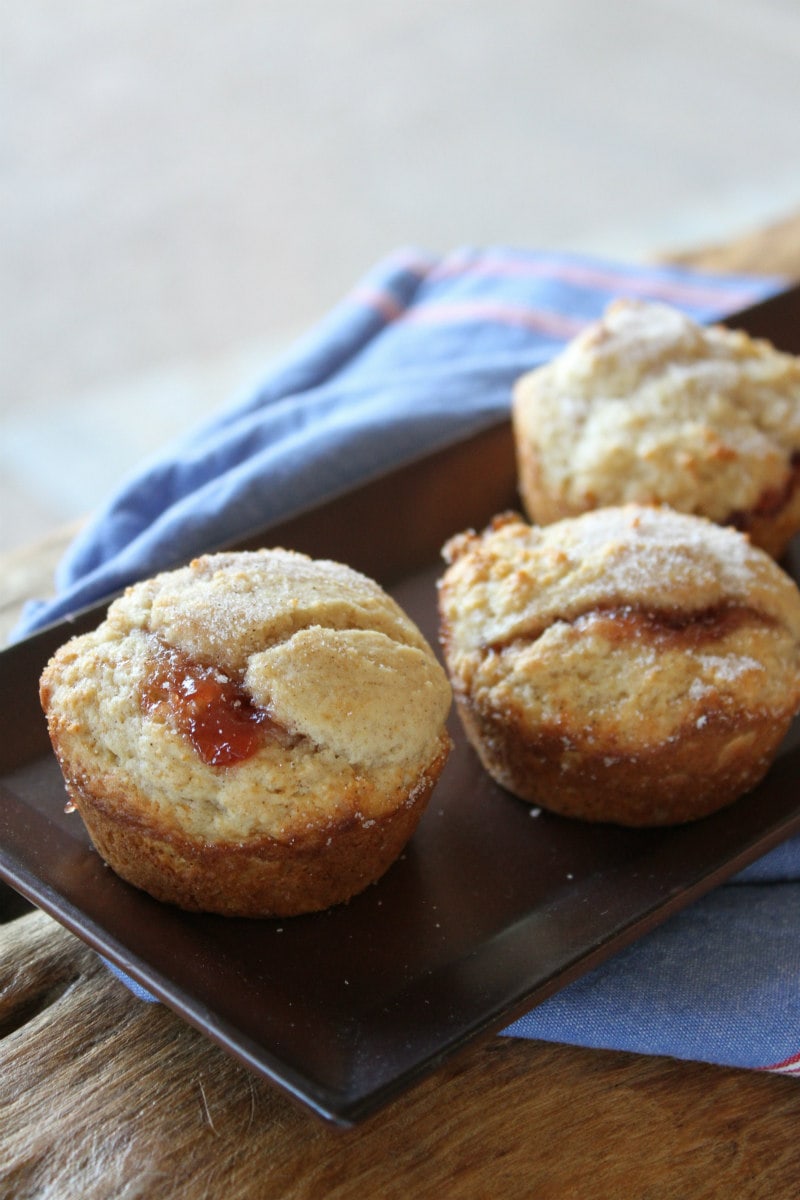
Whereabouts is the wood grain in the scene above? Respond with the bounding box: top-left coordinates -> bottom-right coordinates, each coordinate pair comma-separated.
0,521 -> 81,647
4,909 -> 800,1200
3,210 -> 800,1199
660,209 -> 800,279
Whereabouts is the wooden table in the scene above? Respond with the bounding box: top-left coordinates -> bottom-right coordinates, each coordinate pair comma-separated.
4,214 -> 800,1199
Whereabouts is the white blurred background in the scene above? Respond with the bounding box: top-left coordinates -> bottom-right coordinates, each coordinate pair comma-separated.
4,0 -> 800,554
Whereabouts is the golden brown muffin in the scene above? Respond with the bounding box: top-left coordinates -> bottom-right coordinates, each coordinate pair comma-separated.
40,548 -> 452,916
512,299 -> 800,558
438,506 -> 800,826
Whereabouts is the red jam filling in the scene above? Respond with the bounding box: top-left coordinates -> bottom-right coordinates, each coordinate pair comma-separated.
729,450 -> 800,527
141,641 -> 290,766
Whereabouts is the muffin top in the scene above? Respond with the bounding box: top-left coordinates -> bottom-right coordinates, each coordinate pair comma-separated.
439,507 -> 800,749
441,507 -> 800,648
512,299 -> 800,524
41,549 -> 452,843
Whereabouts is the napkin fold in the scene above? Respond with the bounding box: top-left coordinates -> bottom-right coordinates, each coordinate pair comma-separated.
17,246 -> 800,1075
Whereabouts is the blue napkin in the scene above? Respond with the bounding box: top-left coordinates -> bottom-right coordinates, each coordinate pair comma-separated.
16,247 -> 800,1076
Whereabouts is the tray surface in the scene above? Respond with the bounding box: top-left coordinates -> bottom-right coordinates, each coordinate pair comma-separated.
2,285 -> 800,1126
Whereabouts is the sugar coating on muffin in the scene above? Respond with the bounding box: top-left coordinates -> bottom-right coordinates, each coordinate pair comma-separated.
512,299 -> 800,557
40,549 -> 452,916
438,506 -> 800,826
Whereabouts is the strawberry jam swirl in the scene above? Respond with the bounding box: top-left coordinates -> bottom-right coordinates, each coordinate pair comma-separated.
728,450 -> 800,528
485,603 -> 775,654
140,638 -> 296,766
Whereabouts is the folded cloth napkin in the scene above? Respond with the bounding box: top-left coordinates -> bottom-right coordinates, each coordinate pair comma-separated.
15,247 -> 800,1076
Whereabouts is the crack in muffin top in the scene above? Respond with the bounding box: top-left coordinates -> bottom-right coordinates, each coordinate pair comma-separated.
440,507 -> 800,652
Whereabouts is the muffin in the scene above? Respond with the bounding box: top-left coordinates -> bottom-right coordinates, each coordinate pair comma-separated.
40,548 -> 452,916
512,299 -> 800,558
438,506 -> 800,826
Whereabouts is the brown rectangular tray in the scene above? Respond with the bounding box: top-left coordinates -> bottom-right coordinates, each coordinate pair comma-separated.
2,284 -> 800,1126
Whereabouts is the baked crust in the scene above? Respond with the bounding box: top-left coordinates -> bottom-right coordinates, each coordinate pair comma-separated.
51,734 -> 451,917
40,549 -> 453,915
438,507 -> 800,826
512,299 -> 800,558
